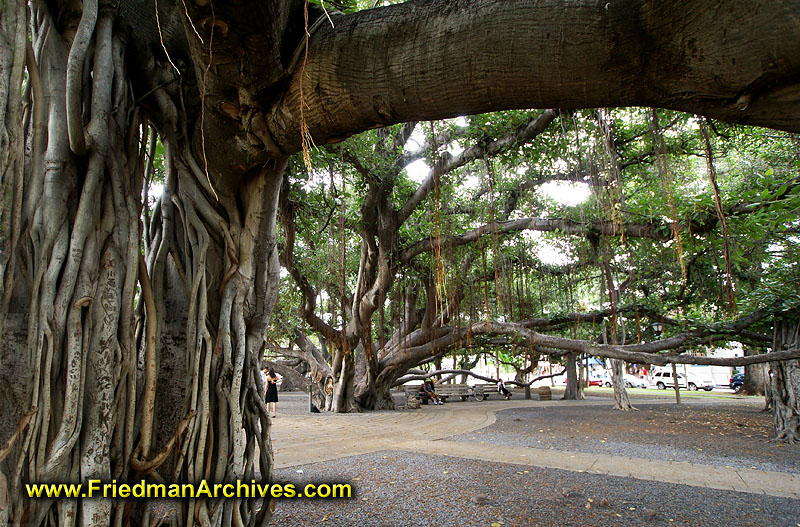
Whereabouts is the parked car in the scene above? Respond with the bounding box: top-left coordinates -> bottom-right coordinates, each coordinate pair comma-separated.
587,377 -> 604,387
623,374 -> 648,388
599,373 -> 647,388
730,373 -> 745,393
589,371 -> 608,386
651,370 -> 713,391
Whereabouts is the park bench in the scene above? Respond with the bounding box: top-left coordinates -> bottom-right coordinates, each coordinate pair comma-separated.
434,383 -> 472,401
472,383 -> 498,400
403,383 -> 472,404
403,384 -> 442,405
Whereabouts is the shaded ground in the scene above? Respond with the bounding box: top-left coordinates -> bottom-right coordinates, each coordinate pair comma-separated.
449,401 -> 799,474
143,393 -> 800,525
271,450 -> 800,527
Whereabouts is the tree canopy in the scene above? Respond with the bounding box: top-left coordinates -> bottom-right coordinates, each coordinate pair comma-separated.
268,107 -> 799,411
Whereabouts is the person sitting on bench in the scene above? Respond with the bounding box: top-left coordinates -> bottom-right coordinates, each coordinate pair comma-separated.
418,379 -> 443,405
497,379 -> 512,400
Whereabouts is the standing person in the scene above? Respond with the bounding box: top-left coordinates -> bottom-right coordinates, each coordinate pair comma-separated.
265,367 -> 280,418
260,366 -> 269,397
497,379 -> 512,400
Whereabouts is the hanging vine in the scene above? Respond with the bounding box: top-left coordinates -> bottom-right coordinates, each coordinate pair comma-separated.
699,116 -> 736,313
650,109 -> 688,281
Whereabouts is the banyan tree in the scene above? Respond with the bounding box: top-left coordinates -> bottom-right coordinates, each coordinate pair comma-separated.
2,0 -> 800,525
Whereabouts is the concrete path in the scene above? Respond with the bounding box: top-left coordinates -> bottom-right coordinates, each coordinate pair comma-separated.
270,398 -> 800,500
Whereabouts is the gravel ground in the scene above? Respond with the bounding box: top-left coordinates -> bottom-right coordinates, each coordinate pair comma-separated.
271,450 -> 800,527
267,391 -> 799,526
449,401 -> 800,474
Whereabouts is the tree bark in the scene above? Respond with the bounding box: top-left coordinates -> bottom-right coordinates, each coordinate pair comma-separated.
743,347 -> 767,395
671,363 -> 682,404
0,0 -> 27,334
563,353 -> 583,400
610,359 -> 635,411
769,317 -> 800,443
267,0 -> 800,153
1,5 -> 147,525
0,8 -> 28,522
149,157 -> 285,526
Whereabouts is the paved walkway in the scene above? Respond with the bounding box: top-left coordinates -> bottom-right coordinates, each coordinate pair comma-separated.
270,398 -> 800,500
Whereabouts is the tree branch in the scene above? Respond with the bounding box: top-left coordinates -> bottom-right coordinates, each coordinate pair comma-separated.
397,109 -> 556,224
401,217 -> 670,263
267,0 -> 800,154
393,367 -> 566,388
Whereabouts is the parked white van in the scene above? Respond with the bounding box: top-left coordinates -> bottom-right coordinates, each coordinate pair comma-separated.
651,369 -> 714,391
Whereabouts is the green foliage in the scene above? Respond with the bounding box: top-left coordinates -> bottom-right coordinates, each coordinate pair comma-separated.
272,106 -> 800,363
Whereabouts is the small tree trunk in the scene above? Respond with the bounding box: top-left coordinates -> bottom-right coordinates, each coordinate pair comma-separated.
329,351 -> 358,413
563,353 -> 583,400
611,359 -> 635,410
764,362 -> 774,412
459,355 -> 470,384
288,329 -> 334,411
742,347 -> 767,395
671,363 -> 682,404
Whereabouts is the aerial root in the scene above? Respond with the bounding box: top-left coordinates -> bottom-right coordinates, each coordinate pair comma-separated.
0,408 -> 36,463
130,410 -> 197,476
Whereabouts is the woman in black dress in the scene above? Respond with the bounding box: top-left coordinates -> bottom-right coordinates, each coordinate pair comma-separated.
265,367 -> 279,418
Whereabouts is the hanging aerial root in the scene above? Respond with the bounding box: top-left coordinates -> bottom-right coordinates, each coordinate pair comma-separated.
134,255 -> 158,460
699,116 -> 735,311
130,410 -> 196,476
0,408 -> 36,464
65,0 -> 98,156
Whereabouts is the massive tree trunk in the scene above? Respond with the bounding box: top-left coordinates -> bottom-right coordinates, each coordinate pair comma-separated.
143,145 -> 285,526
769,317 -> 800,443
0,3 -> 284,524
0,3 -> 148,525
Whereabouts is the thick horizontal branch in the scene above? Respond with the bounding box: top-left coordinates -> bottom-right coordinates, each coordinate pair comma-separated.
401,217 -> 669,263
634,348 -> 800,367
377,305 -> 784,389
267,0 -> 800,155
467,309 -> 786,366
392,368 -> 566,388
